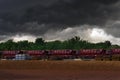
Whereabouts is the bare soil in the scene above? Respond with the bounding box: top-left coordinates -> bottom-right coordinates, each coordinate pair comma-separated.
0,61 -> 120,80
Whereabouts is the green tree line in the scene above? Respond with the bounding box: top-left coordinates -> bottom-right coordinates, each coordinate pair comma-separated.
0,36 -> 119,50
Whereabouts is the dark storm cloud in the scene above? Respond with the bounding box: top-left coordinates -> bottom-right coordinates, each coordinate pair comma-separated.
0,0 -> 57,13
0,0 -> 120,43
19,0 -> 119,25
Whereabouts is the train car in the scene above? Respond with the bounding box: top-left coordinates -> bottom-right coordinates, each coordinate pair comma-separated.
50,50 -> 72,59
27,50 -> 44,56
0,49 -> 120,61
79,49 -> 105,56
26,50 -> 45,60
79,49 -> 106,60
2,50 -> 18,59
111,49 -> 120,54
110,49 -> 120,61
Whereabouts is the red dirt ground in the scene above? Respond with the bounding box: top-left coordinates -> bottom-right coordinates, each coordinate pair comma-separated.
0,61 -> 120,80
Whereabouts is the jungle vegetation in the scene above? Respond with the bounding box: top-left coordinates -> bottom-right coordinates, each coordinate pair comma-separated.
0,36 -> 119,50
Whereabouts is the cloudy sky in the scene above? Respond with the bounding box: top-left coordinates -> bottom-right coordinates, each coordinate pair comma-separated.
0,0 -> 120,45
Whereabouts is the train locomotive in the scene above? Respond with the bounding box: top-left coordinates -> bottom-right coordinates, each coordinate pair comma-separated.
0,49 -> 120,60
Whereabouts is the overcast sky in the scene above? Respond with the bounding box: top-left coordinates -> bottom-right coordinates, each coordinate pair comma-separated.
0,0 -> 120,45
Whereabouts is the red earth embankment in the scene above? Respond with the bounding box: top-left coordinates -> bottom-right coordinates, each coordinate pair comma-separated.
0,61 -> 120,80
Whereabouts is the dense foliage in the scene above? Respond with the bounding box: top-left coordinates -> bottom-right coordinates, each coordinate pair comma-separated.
0,36 -> 119,50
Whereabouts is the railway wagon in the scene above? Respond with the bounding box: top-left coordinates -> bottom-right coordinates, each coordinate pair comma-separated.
1,50 -> 18,59
78,49 -> 105,60
110,49 -> 120,61
0,50 -> 77,60
49,50 -> 76,60
111,49 -> 120,54
26,50 -> 45,60
0,49 -> 120,60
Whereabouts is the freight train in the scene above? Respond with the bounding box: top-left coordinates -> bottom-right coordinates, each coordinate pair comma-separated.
0,49 -> 120,60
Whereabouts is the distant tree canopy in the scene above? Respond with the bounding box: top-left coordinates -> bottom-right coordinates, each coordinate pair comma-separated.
35,38 -> 45,45
0,36 -> 119,50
